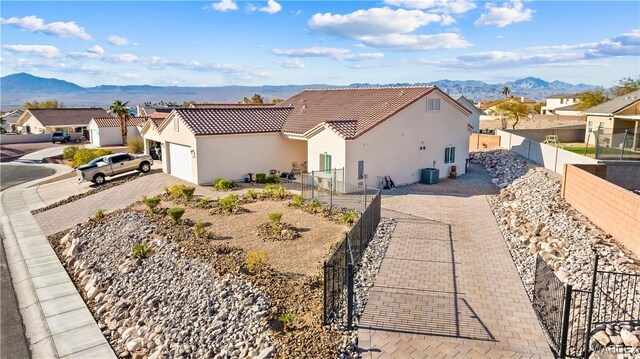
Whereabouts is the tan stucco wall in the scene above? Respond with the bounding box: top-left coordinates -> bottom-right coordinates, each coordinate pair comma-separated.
306,127 -> 346,172
618,102 -> 640,116
157,116 -> 199,182
585,115 -> 614,145
345,93 -> 470,187
195,133 -> 306,184
89,120 -> 141,146
21,114 -> 49,134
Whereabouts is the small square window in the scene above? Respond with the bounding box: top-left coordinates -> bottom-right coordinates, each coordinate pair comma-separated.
427,98 -> 441,111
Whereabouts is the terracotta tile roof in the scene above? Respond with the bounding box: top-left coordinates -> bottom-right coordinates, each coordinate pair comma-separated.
150,112 -> 170,120
150,118 -> 165,128
174,108 -> 293,136
278,86 -> 451,138
190,103 -> 276,109
92,116 -> 149,128
25,108 -> 109,126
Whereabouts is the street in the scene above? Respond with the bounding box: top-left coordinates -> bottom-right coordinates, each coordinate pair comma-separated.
1,163 -> 56,190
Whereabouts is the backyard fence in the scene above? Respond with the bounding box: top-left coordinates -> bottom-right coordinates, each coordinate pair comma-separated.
301,168 -> 378,212
322,185 -> 381,330
532,253 -> 640,358
587,129 -> 640,160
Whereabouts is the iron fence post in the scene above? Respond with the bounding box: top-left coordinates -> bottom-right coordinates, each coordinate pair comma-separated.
620,129 -> 628,160
323,261 -> 328,325
311,170 -> 315,200
364,183 -> 368,207
347,263 -> 354,331
330,179 -> 333,209
301,173 -> 304,197
560,283 -> 573,358
583,254 -> 599,359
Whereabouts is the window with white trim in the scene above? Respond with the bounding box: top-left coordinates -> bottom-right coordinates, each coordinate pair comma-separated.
444,146 -> 455,164
173,118 -> 179,131
427,98 -> 441,111
319,153 -> 332,172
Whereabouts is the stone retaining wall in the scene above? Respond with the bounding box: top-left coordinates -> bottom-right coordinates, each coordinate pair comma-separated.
469,134 -> 501,150
562,164 -> 640,256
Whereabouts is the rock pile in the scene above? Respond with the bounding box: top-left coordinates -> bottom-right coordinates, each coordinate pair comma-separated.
469,149 -> 533,188
590,322 -> 640,353
56,211 -> 273,358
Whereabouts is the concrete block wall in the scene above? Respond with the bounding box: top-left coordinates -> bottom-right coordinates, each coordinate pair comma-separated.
562,164 -> 640,257
469,134 -> 500,150
602,162 -> 640,190
504,126 -> 586,143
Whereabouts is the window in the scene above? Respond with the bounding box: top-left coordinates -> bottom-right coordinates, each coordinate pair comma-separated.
319,153 -> 332,172
444,146 -> 456,164
111,154 -> 129,163
588,121 -> 593,132
598,122 -> 604,130
358,160 -> 364,180
173,118 -> 179,131
427,98 -> 441,111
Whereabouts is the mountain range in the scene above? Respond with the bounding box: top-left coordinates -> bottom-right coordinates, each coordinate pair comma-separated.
0,72 -> 597,109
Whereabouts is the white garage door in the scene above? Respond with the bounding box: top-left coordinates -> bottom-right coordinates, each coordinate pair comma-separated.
91,129 -> 100,146
168,143 -> 193,182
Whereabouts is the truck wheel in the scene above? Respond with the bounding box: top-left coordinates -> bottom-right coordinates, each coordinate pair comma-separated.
139,162 -> 151,173
93,174 -> 106,185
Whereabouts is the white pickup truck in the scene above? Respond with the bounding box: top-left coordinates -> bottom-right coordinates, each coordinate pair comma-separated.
77,153 -> 153,184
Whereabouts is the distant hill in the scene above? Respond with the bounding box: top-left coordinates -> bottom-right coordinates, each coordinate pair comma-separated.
0,73 -> 597,109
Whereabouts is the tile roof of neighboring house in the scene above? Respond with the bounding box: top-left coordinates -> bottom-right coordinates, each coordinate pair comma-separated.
24,108 -> 109,127
554,103 -> 580,111
92,116 -> 149,128
190,103 -> 275,108
151,118 -> 165,128
586,89 -> 640,115
172,108 -> 293,136
546,93 -> 579,99
278,86 -> 466,138
150,111 -> 170,120
1,109 -> 24,124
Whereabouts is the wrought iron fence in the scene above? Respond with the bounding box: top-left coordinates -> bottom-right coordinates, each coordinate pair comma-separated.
588,129 -> 640,160
323,189 -> 382,330
301,168 -> 378,212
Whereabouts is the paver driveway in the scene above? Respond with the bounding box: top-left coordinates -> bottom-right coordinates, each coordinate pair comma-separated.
358,173 -> 552,358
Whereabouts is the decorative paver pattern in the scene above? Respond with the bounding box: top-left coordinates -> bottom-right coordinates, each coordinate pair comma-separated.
358,192 -> 553,358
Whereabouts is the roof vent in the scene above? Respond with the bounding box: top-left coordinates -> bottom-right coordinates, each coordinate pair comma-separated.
384,102 -> 388,107
399,90 -> 405,96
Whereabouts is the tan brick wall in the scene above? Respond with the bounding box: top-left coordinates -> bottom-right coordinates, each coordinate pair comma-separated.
562,164 -> 640,256
469,134 -> 501,150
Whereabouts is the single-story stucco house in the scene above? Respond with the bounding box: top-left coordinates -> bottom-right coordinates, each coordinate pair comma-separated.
88,116 -> 149,146
15,108 -> 109,136
146,86 -> 471,187
585,89 -> 640,151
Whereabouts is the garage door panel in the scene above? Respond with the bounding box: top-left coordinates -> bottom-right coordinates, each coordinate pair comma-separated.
168,143 -> 193,182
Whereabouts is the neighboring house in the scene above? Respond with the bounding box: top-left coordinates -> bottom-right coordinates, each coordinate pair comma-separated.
482,97 -> 537,116
140,118 -> 168,158
15,108 -> 109,136
146,86 -> 471,187
190,103 -> 275,108
88,116 -> 149,146
584,89 -> 640,151
1,109 -> 23,133
541,93 -> 583,116
137,106 -> 175,117
455,95 -> 483,133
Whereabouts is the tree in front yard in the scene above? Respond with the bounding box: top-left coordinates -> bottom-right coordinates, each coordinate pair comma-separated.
611,76 -> 640,97
575,88 -> 609,111
495,99 -> 530,129
110,99 -> 130,146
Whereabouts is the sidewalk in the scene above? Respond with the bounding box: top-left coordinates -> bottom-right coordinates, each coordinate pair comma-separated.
1,165 -> 115,358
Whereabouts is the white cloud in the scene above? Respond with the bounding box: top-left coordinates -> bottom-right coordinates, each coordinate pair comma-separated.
358,33 -> 471,51
383,0 -> 476,14
88,45 -> 105,54
107,35 -> 136,46
2,44 -> 62,58
585,29 -> 640,58
0,15 -> 91,40
260,0 -> 282,14
276,59 -> 306,68
271,47 -> 384,61
309,7 -> 453,38
295,10 -> 302,16
209,0 -> 238,12
474,0 -> 534,27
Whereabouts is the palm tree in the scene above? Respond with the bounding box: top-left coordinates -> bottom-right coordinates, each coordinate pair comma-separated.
502,86 -> 511,98
110,99 -> 130,145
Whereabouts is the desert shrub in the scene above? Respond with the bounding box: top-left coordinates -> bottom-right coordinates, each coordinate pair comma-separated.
340,209 -> 358,225
169,184 -> 186,199
163,186 -> 171,196
142,196 -> 161,213
214,178 -> 234,191
255,173 -> 267,184
277,312 -> 296,324
167,207 -> 185,224
194,221 -> 207,238
268,212 -> 283,235
264,184 -> 285,199
71,148 -> 113,167
127,138 -> 144,154
306,200 -> 322,213
265,175 -> 279,184
196,197 -> 210,207
95,209 -> 105,219
245,250 -> 269,274
289,195 -> 304,208
244,189 -> 258,201
218,194 -> 239,213
180,186 -> 196,201
131,243 -> 152,259
63,145 -> 81,160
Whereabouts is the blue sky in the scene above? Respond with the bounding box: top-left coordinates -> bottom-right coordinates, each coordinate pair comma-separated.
1,1 -> 638,87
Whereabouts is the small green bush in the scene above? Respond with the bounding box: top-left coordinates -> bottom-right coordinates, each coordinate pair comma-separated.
307,200 -> 322,213
340,210 -> 358,225
255,173 -> 267,184
277,312 -> 296,324
268,212 -> 282,224
218,194 -> 239,213
127,138 -> 144,154
244,189 -> 258,201
95,209 -> 105,219
63,145 -> 81,160
142,196 -> 161,213
213,178 -> 234,191
196,197 -> 210,207
245,250 -> 269,274
131,243 -> 152,259
167,207 -> 185,224
169,184 -> 186,199
290,195 -> 304,208
71,148 -> 114,167
194,221 -> 207,238
264,184 -> 285,199
265,175 -> 279,184
180,186 -> 196,201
